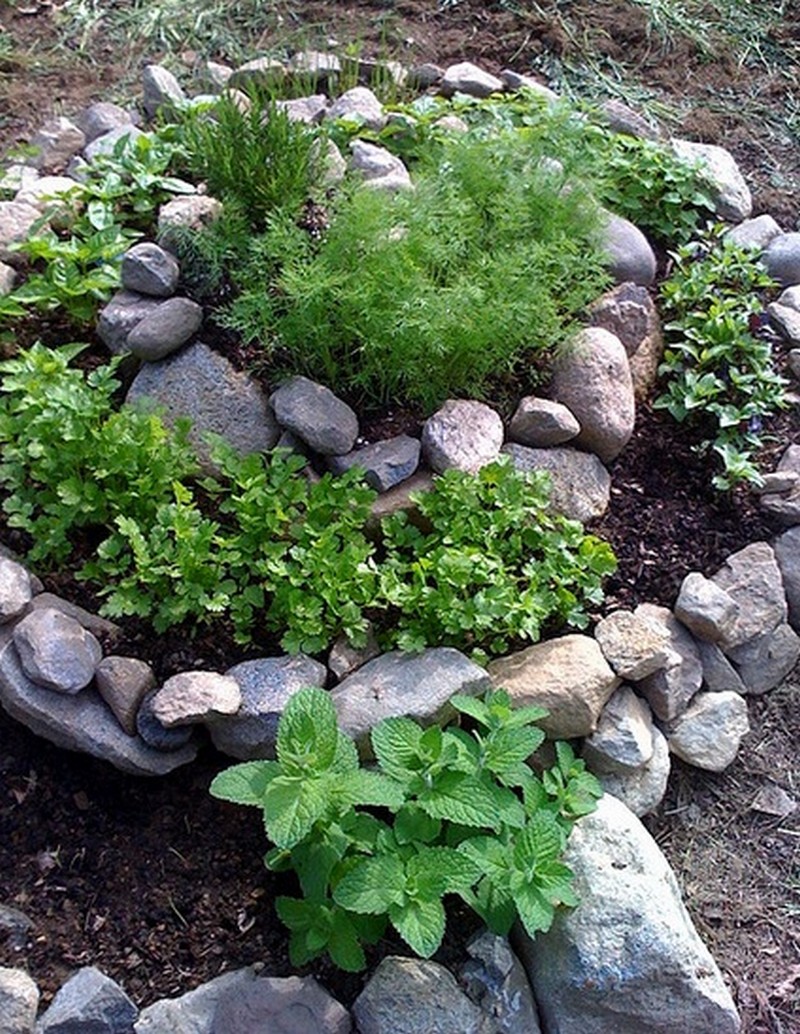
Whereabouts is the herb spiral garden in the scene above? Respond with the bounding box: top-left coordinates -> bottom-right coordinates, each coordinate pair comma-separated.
0,35 -> 799,1034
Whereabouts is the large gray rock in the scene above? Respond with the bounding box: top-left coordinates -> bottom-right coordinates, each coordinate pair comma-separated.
550,327 -> 635,463
208,655 -> 327,760
0,555 -> 32,623
711,542 -> 787,651
759,444 -> 800,526
0,966 -> 38,1034
599,211 -> 657,286
767,301 -> 800,344
440,62 -> 504,99
761,232 -> 800,287
75,101 -> 134,145
29,116 -> 85,171
157,195 -> 222,242
83,125 -> 145,162
666,690 -> 749,771
588,282 -> 664,402
13,607 -> 101,694
126,296 -> 203,360
725,623 -> 800,694
95,656 -> 157,736
0,201 -> 42,266
0,632 -> 197,775
499,68 -> 558,102
460,931 -> 541,1034
599,98 -> 660,140
152,671 -> 240,727
135,690 -> 196,752
0,261 -> 15,295
774,525 -> 800,630
594,608 -> 670,680
349,140 -> 412,192
97,290 -> 166,355
353,956 -> 494,1034
211,974 -> 351,1034
507,397 -> 579,447
26,592 -> 118,640
725,213 -> 782,250
595,725 -> 671,817
422,400 -> 504,475
671,138 -> 752,222
674,571 -> 739,643
135,968 -> 261,1034
327,435 -> 420,491
142,64 -> 186,119
518,794 -> 741,1034
502,444 -> 611,522
488,634 -> 620,739
127,341 -> 279,469
582,685 -> 655,773
327,86 -> 385,131
121,242 -> 180,298
36,966 -> 136,1034
270,375 -> 358,456
696,640 -> 747,694
634,603 -> 702,721
275,94 -> 328,125
228,57 -> 286,92
331,648 -> 490,752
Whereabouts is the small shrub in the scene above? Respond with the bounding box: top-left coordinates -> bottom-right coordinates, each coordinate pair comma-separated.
655,231 -> 789,489
223,127 -> 610,411
210,685 -> 602,970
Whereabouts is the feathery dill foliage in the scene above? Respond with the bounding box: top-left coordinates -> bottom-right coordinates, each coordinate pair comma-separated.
222,127 -> 611,412
178,92 -> 324,229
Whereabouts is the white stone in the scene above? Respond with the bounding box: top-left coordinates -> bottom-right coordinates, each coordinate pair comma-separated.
674,571 -> 739,643
671,138 -> 752,221
634,603 -> 702,721
583,685 -> 655,772
152,670 -> 241,727
596,726 -> 671,817
0,966 -> 38,1034
711,541 -> 787,651
441,62 -> 504,99
422,399 -> 504,474
667,690 -> 749,771
594,608 -> 671,680
0,556 -> 32,623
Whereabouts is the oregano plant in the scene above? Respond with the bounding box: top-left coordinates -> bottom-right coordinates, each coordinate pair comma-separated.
210,686 -> 602,970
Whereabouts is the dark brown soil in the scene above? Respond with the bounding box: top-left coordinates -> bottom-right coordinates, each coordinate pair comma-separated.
1,2 -> 799,1031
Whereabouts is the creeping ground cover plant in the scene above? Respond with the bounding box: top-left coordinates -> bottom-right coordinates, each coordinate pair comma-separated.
210,686 -> 602,970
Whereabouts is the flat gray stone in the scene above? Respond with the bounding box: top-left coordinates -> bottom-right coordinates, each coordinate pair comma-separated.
778,284 -> 800,311
0,261 -> 15,295
0,904 -> 33,951
142,64 -> 186,119
275,94 -> 328,124
270,376 -> 358,456
28,117 -> 85,172
354,956 -> 493,1034
75,102 -> 134,145
135,968 -> 261,1033
594,608 -> 671,680
349,140 -> 412,191
0,556 -> 32,623
595,726 -> 671,817
599,98 -> 659,139
711,542 -> 787,651
327,435 -> 420,491
759,443 -> 800,525
95,656 -> 156,736
13,607 -> 101,694
500,68 -> 558,102
37,966 -> 136,1034
762,232 -> 800,287
328,626 -> 381,682
502,443 -> 611,522
152,671 -> 240,727
674,571 -> 739,643
768,301 -> 800,343
588,281 -> 664,403
422,400 -> 504,474
667,691 -> 749,771
507,397 -> 579,447
582,685 -> 655,773
774,525 -> 800,631
210,974 -> 350,1034
0,633 -> 196,775
208,655 -> 327,760
460,931 -> 541,1033
696,639 -> 748,694
550,326 -> 635,462
136,690 -> 196,752
0,201 -> 42,267
725,214 -> 782,250
519,796 -> 741,1033
121,242 -> 180,298
288,49 -> 341,80
368,470 -> 435,527
157,195 -> 222,242
331,648 -> 490,753
127,341 -> 279,469
83,125 -> 145,163
634,603 -> 702,721
440,61 -> 504,98
671,138 -> 752,222
599,210 -> 657,286
26,592 -> 119,640
0,966 -> 38,1034
327,86 -> 385,131
488,634 -> 620,739
725,622 -> 800,694
126,297 -> 203,360
98,290 -> 166,355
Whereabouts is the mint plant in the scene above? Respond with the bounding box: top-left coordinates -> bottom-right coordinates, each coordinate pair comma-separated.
210,686 -> 601,970
655,231 -> 789,489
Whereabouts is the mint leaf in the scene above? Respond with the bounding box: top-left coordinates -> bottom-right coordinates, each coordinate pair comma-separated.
394,805 -> 441,846
328,913 -> 367,972
408,846 -> 481,895
417,772 -> 515,829
276,686 -> 339,773
209,760 -> 279,806
264,774 -> 329,849
389,897 -> 446,958
336,769 -> 405,810
511,880 -> 556,937
334,855 -> 406,914
371,717 -> 424,780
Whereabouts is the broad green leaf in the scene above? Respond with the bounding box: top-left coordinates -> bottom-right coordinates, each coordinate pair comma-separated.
484,726 -> 545,774
417,772 -> 515,829
328,912 -> 367,972
336,769 -> 405,810
292,837 -> 347,902
389,897 -> 446,958
458,836 -> 513,886
276,687 -> 340,773
449,692 -> 491,726
407,846 -> 482,895
513,811 -> 565,868
209,760 -> 279,806
512,881 -> 555,937
263,774 -> 329,849
333,854 -> 406,914
371,716 -> 424,780
394,805 -> 441,846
